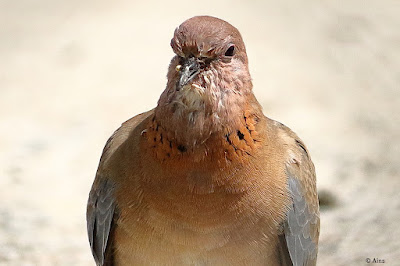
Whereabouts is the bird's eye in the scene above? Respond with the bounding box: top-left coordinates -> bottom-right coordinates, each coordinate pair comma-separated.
224,45 -> 235,57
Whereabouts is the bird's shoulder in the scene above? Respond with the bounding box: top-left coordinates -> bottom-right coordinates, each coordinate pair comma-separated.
264,118 -> 315,179
98,109 -> 154,169
265,117 -> 319,209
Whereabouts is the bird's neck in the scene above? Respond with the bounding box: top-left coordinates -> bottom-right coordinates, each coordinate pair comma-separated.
146,89 -> 264,163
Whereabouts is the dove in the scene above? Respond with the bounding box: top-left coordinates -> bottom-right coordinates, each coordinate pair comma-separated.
87,15 -> 320,266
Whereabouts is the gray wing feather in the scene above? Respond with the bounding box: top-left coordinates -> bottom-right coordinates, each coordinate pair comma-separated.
87,178 -> 116,266
281,176 -> 318,266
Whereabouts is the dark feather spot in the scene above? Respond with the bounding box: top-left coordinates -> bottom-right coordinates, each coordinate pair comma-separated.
246,125 -> 252,134
237,130 -> 244,140
225,134 -> 238,151
177,145 -> 187,152
225,134 -> 232,145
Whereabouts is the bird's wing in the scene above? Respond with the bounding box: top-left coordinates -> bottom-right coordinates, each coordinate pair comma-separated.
87,110 -> 154,265
276,125 -> 320,266
87,177 -> 117,266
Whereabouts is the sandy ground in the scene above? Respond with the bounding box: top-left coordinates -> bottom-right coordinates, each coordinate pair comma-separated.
1,0 -> 399,265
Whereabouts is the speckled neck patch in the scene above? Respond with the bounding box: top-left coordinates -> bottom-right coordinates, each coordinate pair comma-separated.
142,111 -> 261,163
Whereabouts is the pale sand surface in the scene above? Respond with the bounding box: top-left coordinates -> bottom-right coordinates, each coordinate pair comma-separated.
1,1 -> 399,265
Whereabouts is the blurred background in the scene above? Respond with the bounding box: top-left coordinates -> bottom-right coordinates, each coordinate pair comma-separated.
1,0 -> 399,265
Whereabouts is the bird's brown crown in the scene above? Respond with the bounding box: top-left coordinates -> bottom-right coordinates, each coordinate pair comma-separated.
171,16 -> 248,64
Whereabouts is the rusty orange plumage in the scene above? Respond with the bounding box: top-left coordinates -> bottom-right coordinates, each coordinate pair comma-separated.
87,16 -> 319,266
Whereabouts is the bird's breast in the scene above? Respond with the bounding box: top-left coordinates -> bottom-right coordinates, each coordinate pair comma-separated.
113,112 -> 290,265
115,160 -> 285,265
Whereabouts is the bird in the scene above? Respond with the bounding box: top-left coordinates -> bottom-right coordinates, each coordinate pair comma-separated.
87,16 -> 319,266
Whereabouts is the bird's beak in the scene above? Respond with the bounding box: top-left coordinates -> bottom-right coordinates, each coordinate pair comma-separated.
177,57 -> 200,90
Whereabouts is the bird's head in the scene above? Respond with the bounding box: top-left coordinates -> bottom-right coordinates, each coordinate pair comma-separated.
170,16 -> 249,91
167,16 -> 251,93
155,16 -> 259,148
